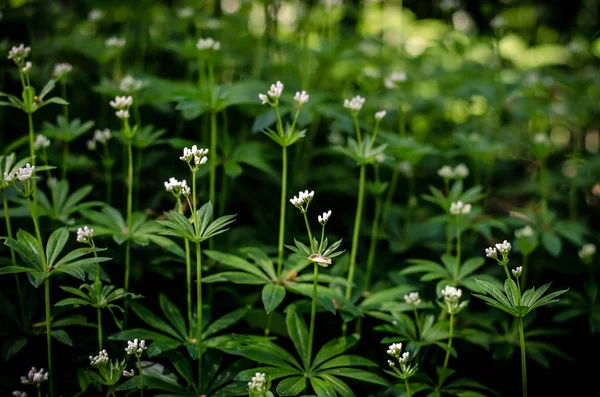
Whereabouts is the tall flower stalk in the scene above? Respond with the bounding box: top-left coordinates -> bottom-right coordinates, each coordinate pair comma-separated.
439,285 -> 467,373
449,200 -> 471,276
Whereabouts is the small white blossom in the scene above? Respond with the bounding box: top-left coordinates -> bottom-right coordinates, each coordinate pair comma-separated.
268,81 -> 284,98
22,61 -> 32,73
12,391 -> 27,397
387,359 -> 395,368
89,350 -> 109,367
453,164 -> 469,179
119,75 -> 144,93
375,110 -> 387,120
495,240 -> 511,256
53,62 -> 73,78
93,129 -> 112,144
404,292 -> 421,307
34,135 -> 50,150
77,226 -> 94,243
318,210 -> 332,225
88,9 -> 104,21
258,93 -> 269,104
115,109 -> 130,119
441,285 -> 462,302
437,165 -> 454,179
87,140 -> 97,151
290,190 -> 314,212
386,342 -> 403,358
294,90 -> 309,105
515,225 -> 534,239
384,71 -> 407,89
15,164 -> 35,182
449,200 -> 471,215
123,369 -> 135,378
106,36 -> 126,49
579,244 -> 596,260
20,367 -> 48,386
180,145 -> 209,168
8,44 -> 31,65
125,339 -> 147,356
196,37 -> 220,51
109,95 -> 133,110
512,266 -> 522,278
3,171 -> 14,183
485,246 -> 498,259
176,6 -> 194,19
533,133 -> 550,146
399,352 -> 410,364
344,95 -> 365,112
247,372 -> 267,392
164,177 -> 189,197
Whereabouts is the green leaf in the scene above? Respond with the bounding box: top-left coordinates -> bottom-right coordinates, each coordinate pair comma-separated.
130,301 -> 182,340
218,271 -> 267,284
159,294 -> 188,339
542,232 -> 562,257
234,367 -> 300,381
315,355 -> 377,370
46,228 -> 69,268
262,283 -> 286,314
286,305 -> 309,369
321,368 -> 388,386
312,335 -> 360,369
311,377 -> 337,397
51,329 -> 73,346
318,374 -> 354,397
2,337 -> 27,361
276,376 -> 306,396
204,250 -> 268,279
203,307 -> 249,338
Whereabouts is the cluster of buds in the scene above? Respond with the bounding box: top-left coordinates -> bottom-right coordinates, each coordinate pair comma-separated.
293,90 -> 309,107
440,285 -> 467,314
22,62 -> 32,75
247,372 -> 267,394
485,240 -> 512,266
449,200 -> 471,216
53,62 -> 73,79
164,177 -> 190,197
375,110 -> 387,121
196,37 -> 220,51
385,342 -> 417,379
3,163 -> 35,184
8,44 -> 31,67
87,128 -> 112,151
34,135 -> 51,151
512,266 -> 523,278
290,190 -> 314,214
122,369 -> 135,378
119,75 -> 144,93
106,36 -> 126,49
109,96 -> 133,120
579,243 -> 596,264
384,71 -> 407,89
259,81 -> 284,106
180,145 -> 209,171
125,339 -> 147,357
437,164 -> 469,180
20,367 -> 48,386
404,291 -> 421,307
343,95 -> 365,112
76,226 -> 94,244
318,210 -> 332,225
89,350 -> 109,367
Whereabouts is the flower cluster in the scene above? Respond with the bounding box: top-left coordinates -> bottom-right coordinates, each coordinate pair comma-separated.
122,369 -> 135,378
53,62 -> 73,78
89,350 -> 109,367
318,210 -> 332,225
449,200 -> 471,215
34,135 -> 51,151
87,128 -> 112,150
294,90 -> 309,106
15,164 -> 35,182
404,291 -> 421,307
8,44 -> 31,66
579,243 -> 596,263
77,226 -> 94,243
512,266 -> 523,278
343,95 -> 365,112
22,62 -> 32,74
20,367 -> 48,386
437,164 -> 469,180
375,110 -> 387,121
109,96 -> 133,120
119,75 -> 144,93
384,70 -> 407,89
385,342 -> 417,379
290,190 -> 314,213
106,36 -> 126,49
164,177 -> 190,197
125,339 -> 147,356
180,145 -> 209,171
441,285 -> 467,314
485,240 -> 511,265
196,37 -> 221,51
248,372 -> 267,392
259,81 -> 284,106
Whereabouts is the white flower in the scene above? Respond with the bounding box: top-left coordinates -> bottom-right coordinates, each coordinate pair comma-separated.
176,6 -> 194,19
164,177 -> 189,196
512,266 -> 522,278
384,71 -> 407,89
125,339 -> 147,356
449,200 -> 471,215
404,291 -> 421,306
290,190 -> 314,212
88,9 -> 104,21
109,95 -> 133,110
579,244 -> 596,260
247,372 -> 267,392
495,240 -> 511,256
437,165 -> 454,179
453,164 -> 469,179
294,90 -> 309,105
77,226 -> 94,243
53,62 -> 73,78
119,75 -> 143,92
180,145 -> 209,167
441,285 -> 462,305
22,61 -> 32,73
375,110 -> 387,120
258,93 -> 269,104
318,210 -> 332,225
34,135 -> 50,150
533,133 -> 550,146
87,140 -> 97,151
8,44 -> 31,65
12,391 -> 27,397
20,367 -> 48,385
515,225 -> 534,239
399,351 -> 410,364
485,246 -> 498,259
3,171 -> 14,183
115,110 -> 130,119
387,359 -> 395,368
15,164 -> 35,182
196,37 -> 220,51
344,95 -> 365,112
93,129 -> 112,144
106,36 -> 126,49
268,81 -> 284,98
89,350 -> 109,367
123,369 -> 135,378
386,342 -> 403,358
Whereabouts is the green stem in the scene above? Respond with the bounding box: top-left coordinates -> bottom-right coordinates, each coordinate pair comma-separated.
365,188 -> 382,291
137,356 -> 144,396
97,307 -> 103,350
45,278 -> 53,397
307,262 -> 319,368
518,317 -> 528,397
196,241 -> 203,391
353,115 -> 362,145
209,111 -> 217,211
318,224 -> 325,253
404,378 -> 412,397
345,164 -> 366,301
413,308 -> 421,339
185,238 -> 192,338
302,211 -> 315,252
442,312 -> 454,372
276,146 -> 287,279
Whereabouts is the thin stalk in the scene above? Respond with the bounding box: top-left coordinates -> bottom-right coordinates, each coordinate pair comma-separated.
177,196 -> 193,339
276,146 -> 287,279
302,211 -> 315,252
38,387 -> 41,397
196,241 -> 203,391
404,378 -> 412,397
365,169 -> 382,291
123,139 -> 134,328
3,189 -> 25,326
345,164 -> 366,301
307,262 -> 319,367
442,312 -> 454,372
318,224 -> 325,253
137,356 -> 144,397
518,317 -> 528,397
413,308 -> 421,339
97,308 -> 103,350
